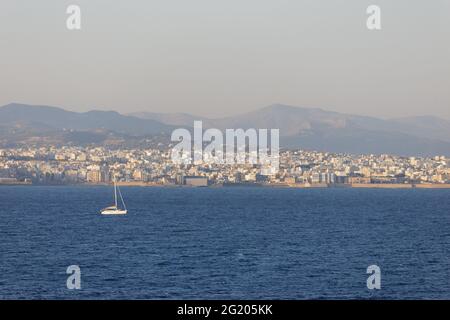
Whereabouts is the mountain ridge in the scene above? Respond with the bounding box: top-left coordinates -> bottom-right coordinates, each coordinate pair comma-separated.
2,103 -> 450,156
131,103 -> 450,141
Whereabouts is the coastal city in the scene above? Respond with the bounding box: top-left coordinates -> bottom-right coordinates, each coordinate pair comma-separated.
1,145 -> 449,188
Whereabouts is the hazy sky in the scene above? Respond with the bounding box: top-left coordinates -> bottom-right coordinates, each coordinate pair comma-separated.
0,0 -> 449,119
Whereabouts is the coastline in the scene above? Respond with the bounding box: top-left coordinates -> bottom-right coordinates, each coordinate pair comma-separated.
3,182 -> 450,189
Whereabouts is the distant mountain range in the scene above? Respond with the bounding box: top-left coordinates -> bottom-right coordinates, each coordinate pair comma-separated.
1,103 -> 450,156
0,103 -> 176,147
130,104 -> 450,156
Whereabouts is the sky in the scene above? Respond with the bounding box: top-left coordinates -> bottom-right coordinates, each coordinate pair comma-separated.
0,0 -> 449,119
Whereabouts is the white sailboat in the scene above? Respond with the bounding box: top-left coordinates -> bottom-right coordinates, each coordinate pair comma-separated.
100,181 -> 127,215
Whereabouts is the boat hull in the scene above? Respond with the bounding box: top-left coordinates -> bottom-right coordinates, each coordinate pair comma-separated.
100,210 -> 128,215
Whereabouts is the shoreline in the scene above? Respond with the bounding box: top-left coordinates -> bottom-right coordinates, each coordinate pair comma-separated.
2,182 -> 450,189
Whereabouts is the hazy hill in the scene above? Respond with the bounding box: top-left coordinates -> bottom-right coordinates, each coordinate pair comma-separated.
2,103 -> 450,156
0,103 -> 174,136
132,104 -> 450,156
0,103 -> 176,147
387,115 -> 450,142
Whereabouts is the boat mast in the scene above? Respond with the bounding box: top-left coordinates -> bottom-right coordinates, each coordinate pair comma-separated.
118,186 -> 127,211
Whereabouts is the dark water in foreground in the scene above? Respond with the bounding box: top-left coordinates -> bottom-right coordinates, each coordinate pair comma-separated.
0,186 -> 449,299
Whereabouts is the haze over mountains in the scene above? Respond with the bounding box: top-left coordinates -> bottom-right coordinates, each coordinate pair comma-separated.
1,103 -> 450,156
0,103 -> 176,147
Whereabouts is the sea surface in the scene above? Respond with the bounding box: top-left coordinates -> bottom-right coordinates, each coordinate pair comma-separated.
0,186 -> 449,299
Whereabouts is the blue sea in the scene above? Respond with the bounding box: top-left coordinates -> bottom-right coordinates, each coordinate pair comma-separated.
0,186 -> 449,299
